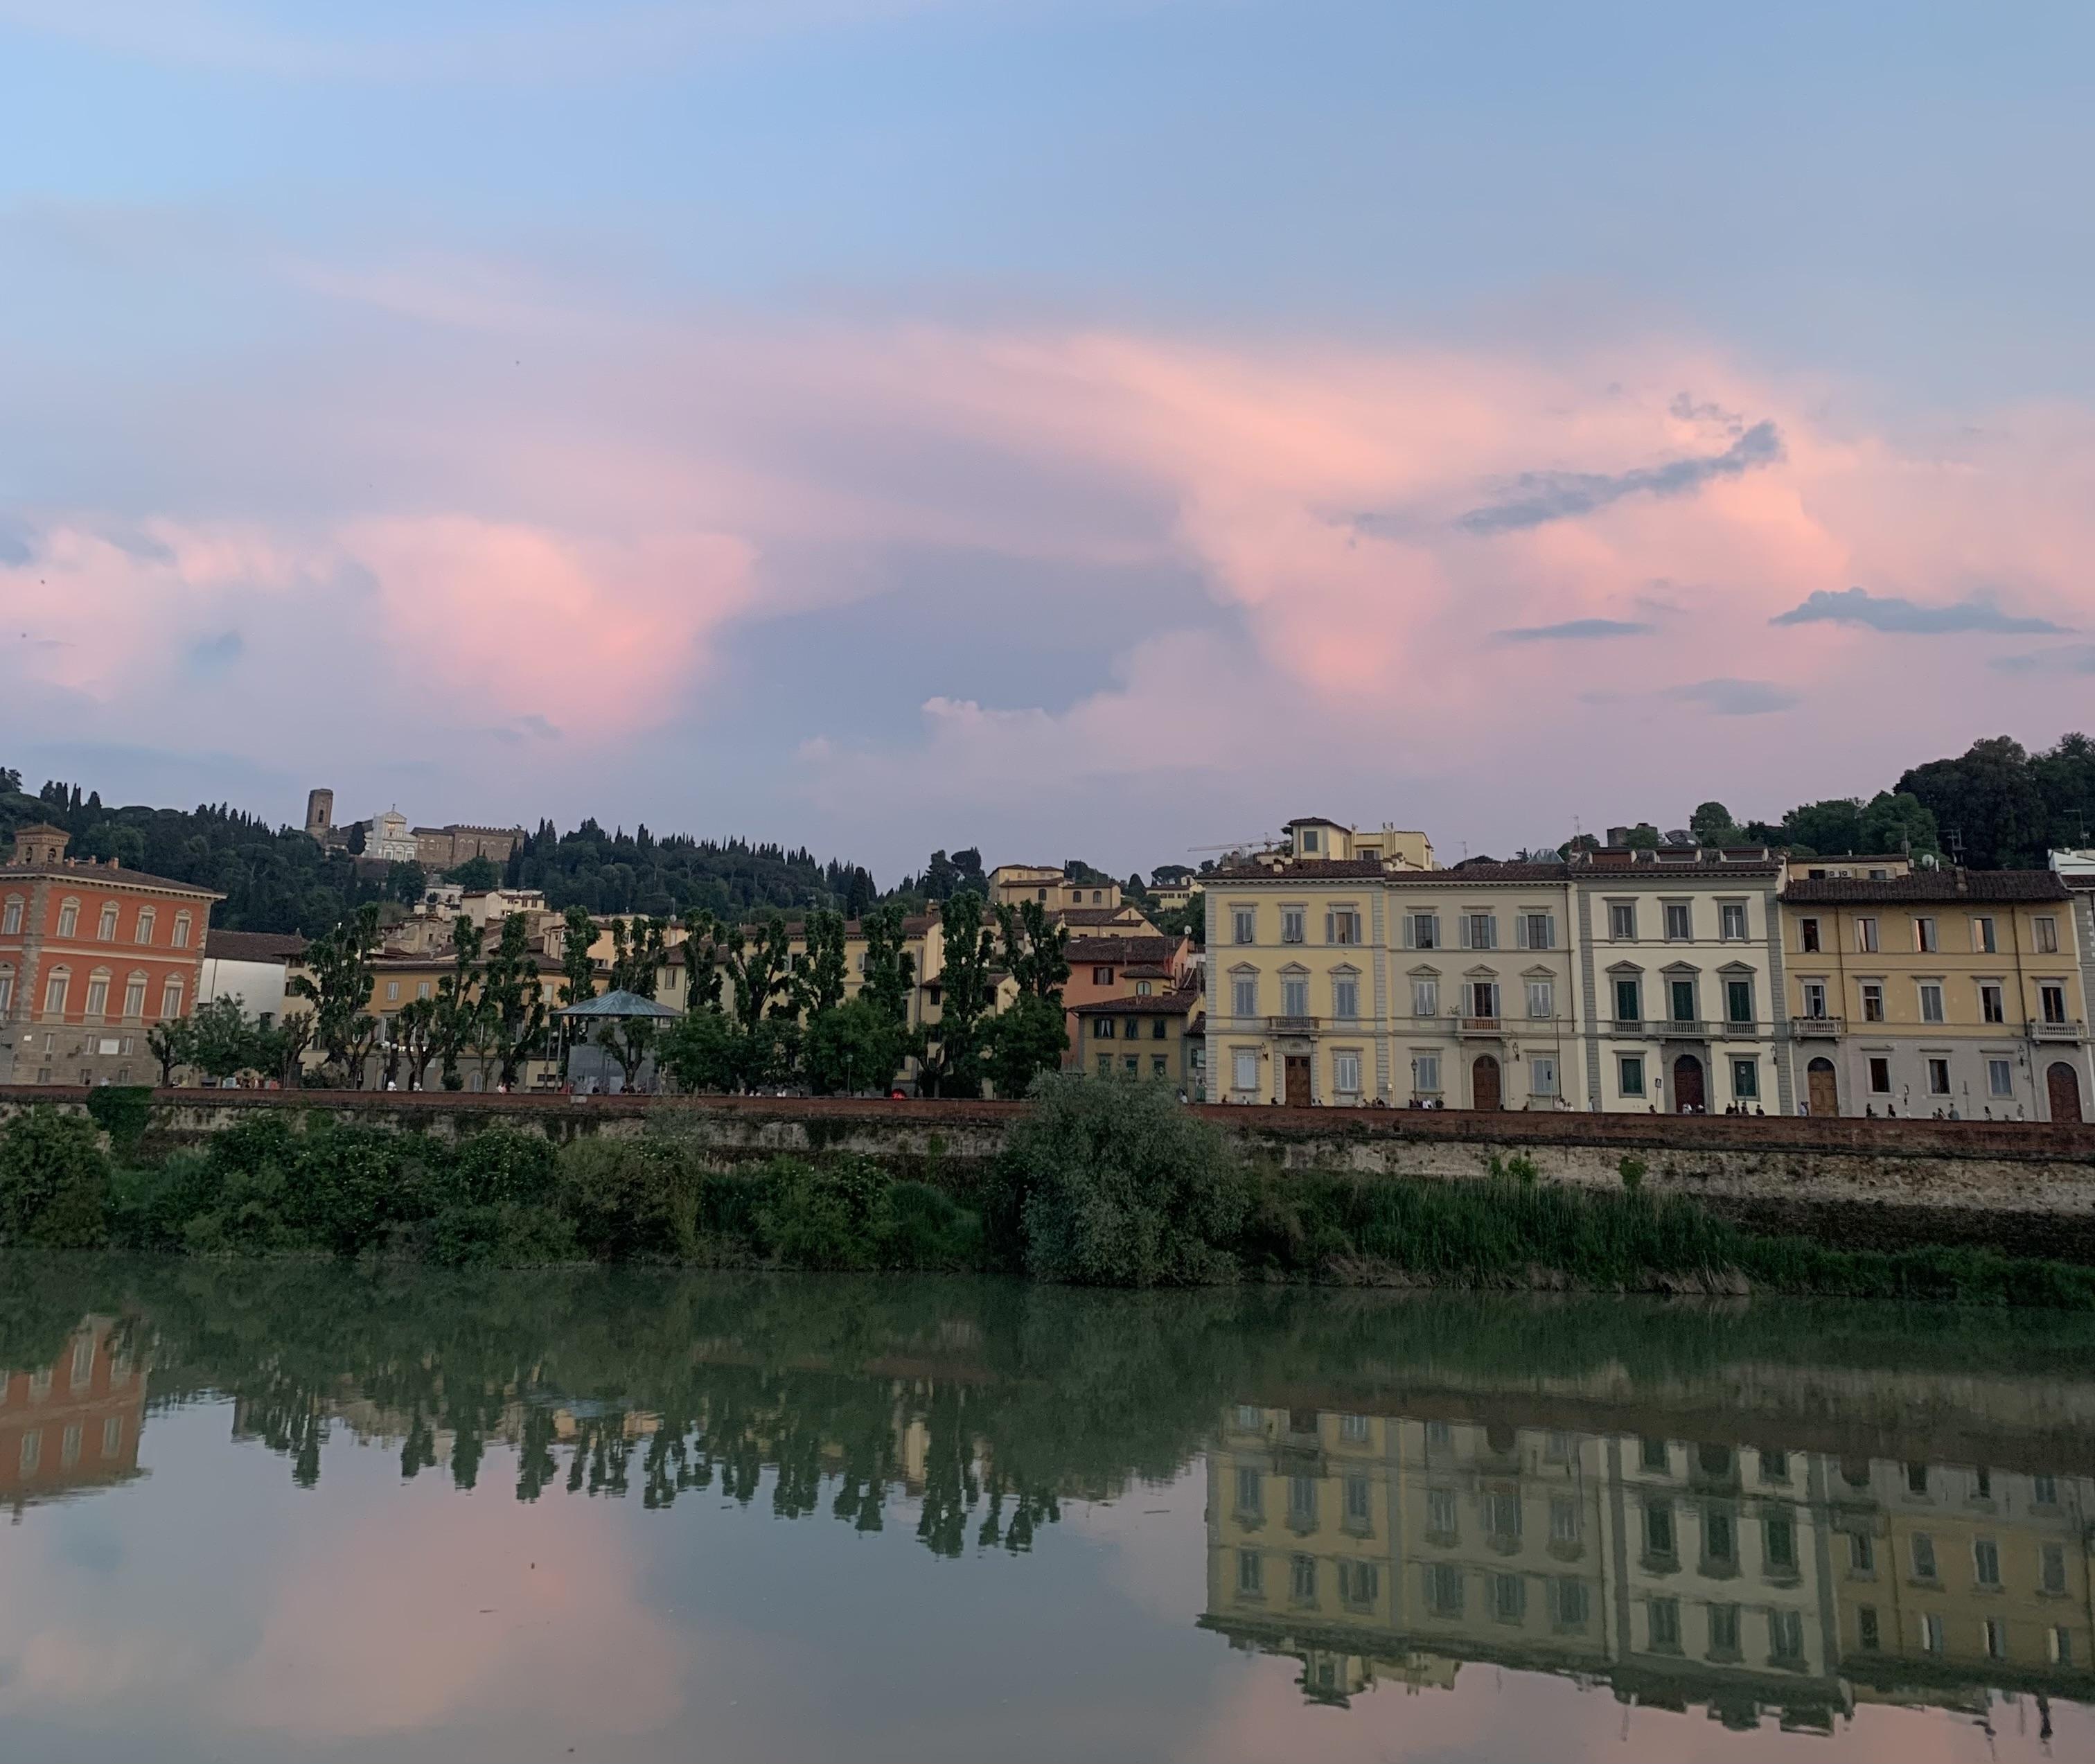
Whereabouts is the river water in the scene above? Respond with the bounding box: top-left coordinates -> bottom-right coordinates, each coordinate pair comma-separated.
1,1260 -> 2090,1763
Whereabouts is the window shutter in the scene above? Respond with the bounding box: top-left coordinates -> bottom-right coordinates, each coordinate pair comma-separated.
1458,916 -> 1471,949
1325,910 -> 1335,944
1402,914 -> 1415,949
1515,914 -> 1529,950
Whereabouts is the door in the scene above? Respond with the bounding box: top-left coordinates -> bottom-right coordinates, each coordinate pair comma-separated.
1471,1055 -> 1502,1111
1807,1057 -> 1838,1117
1283,1055 -> 1311,1108
1672,1054 -> 1706,1113
2049,1061 -> 2086,1123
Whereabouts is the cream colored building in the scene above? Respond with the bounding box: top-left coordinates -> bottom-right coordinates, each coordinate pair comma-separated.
989,865 -> 1122,912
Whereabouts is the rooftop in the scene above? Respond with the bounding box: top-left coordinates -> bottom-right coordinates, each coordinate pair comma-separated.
1781,870 -> 2072,905
204,929 -> 310,963
1074,987 -> 1203,1017
1065,935 -> 1183,964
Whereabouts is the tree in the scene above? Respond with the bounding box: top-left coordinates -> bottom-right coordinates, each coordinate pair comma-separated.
267,1009 -> 316,1087
1151,888 -> 1205,946
431,917 -> 488,1090
445,855 -> 501,890
858,904 -> 917,1029
479,912 -> 548,1088
384,861 -> 427,904
921,890 -> 996,1098
803,997 -> 908,1095
289,905 -> 383,1086
594,1013 -> 662,1093
1857,789 -> 1941,858
792,909 -> 850,1016
1898,736 -> 2051,869
1690,801 -> 1742,847
996,900 -> 1069,1000
657,1008 -> 741,1093
394,996 -> 438,1089
720,917 -> 793,1037
606,916 -> 668,998
188,996 -> 267,1082
147,1018 -> 193,1087
1781,798 -> 1865,857
987,993 -> 1068,1099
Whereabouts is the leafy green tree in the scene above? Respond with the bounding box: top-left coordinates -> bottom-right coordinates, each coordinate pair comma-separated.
606,916 -> 667,998
479,912 -> 548,1088
431,917 -> 488,1091
657,1008 -> 741,1093
290,905 -> 384,1086
1857,789 -> 1941,857
720,917 -> 793,1036
1689,801 -> 1742,847
922,890 -> 996,1099
394,996 -> 439,1089
265,1009 -> 315,1088
0,1109 -> 110,1248
996,899 -> 1069,1000
1898,736 -> 2051,868
858,904 -> 917,1028
147,1018 -> 194,1087
385,861 -> 427,904
445,855 -> 501,890
557,904 -> 598,1005
189,996 -> 268,1082
1151,888 -> 1205,946
804,997 -> 909,1095
1782,798 -> 1865,857
987,993 -> 1068,1099
792,909 -> 850,1016
1624,822 -> 1661,851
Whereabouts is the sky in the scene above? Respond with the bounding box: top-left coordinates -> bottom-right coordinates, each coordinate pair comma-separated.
3,1 -> 2094,882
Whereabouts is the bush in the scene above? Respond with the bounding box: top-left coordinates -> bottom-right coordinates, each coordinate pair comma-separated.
0,1109 -> 111,1249
757,1155 -> 892,1271
556,1138 -> 703,1262
1013,1075 -> 1247,1286
883,1181 -> 983,1271
85,1086 -> 155,1158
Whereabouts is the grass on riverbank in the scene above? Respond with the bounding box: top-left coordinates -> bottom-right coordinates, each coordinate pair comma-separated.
3,1087 -> 2093,1308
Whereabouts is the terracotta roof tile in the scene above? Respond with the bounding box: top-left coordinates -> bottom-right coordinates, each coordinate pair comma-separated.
1781,870 -> 2071,904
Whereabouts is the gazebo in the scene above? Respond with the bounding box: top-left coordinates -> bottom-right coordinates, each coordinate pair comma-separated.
551,990 -> 681,1093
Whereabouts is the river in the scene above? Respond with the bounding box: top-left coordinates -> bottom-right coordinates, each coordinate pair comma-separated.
2,1260 -> 2091,1761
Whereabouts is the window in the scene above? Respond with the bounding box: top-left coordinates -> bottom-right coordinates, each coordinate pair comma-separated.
0,969 -> 10,1014
1644,1501 -> 1677,1558
1281,906 -> 1305,944
1857,1605 -> 1881,1650
1641,1438 -> 1671,1472
1469,980 -> 1499,1020
1765,1513 -> 1796,1572
1927,1057 -> 1950,1096
386,981 -> 400,1003
102,1416 -> 122,1456
1712,901 -> 1747,942
1426,1486 -> 1459,1540
1802,980 -> 1828,1019
1974,1539 -> 2000,1586
1490,1571 -> 1526,1623
1907,1462 -> 1930,1495
1409,912 -> 1439,949
0,897 -> 20,935
1519,912 -> 1553,950
1531,1055 -> 1559,1097
1918,982 -> 1945,1023
1237,1550 -> 1264,1596
1232,908 -> 1255,945
1868,1056 -> 1891,1094
1412,978 -> 1438,1018
1915,917 -> 1938,953
1232,1050 -> 1258,1093
1485,1488 -> 1522,1542
135,906 -> 155,944
1725,978 -> 1752,1024
1151,1018 -> 1167,1040
1609,901 -> 1636,941
160,978 -> 184,1018
172,912 -> 192,949
1424,1562 -> 1464,1617
1338,1560 -> 1379,1608
1281,976 -> 1309,1018
1550,1577 -> 1591,1630
1326,908 -> 1361,946
1095,1016 -> 1115,1040
1770,1608 -> 1805,1664
1855,917 -> 1879,953
1985,1618 -> 2007,1660
1549,1494 -> 1580,1544
1705,1508 -> 1737,1566
2041,1543 -> 2067,1594
1231,976 -> 1258,1018
1332,978 -> 1359,1020
1235,1463 -> 1263,1513
1664,901 -> 1692,940
1614,977 -> 1641,1023
1861,982 -> 1884,1022
1298,828 -> 1320,854
1619,1055 -> 1645,1097
1921,1612 -> 1945,1654
44,968 -> 70,1014
1333,1050 -> 1361,1094
1980,981 -> 2005,1023
1668,978 -> 1697,1023
2042,982 -> 2069,1025
1849,1531 -> 1875,1573
1463,912 -> 1497,950
1413,1052 -> 1440,1095
84,974 -> 109,1016
1973,916 -> 1997,953
1290,1554 -> 1317,1603
2033,915 -> 2059,954
1288,1475 -> 1317,1526
2056,1625 -> 2076,1666
57,899 -> 80,937
1647,1596 -> 1681,1652
1343,1474 -> 1372,1528
123,974 -> 145,1018
1987,1057 -> 2013,1098
1122,1055 -> 1138,1075
1798,917 -> 1821,953
2034,1474 -> 2059,1505
1762,1449 -> 1789,1483
1708,1602 -> 1742,1657
1526,980 -> 1553,1019
97,903 -> 118,941
1731,1059 -> 1758,1100
1911,1533 -> 1938,1580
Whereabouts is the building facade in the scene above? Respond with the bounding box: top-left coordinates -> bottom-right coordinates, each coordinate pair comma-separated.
1,824 -> 220,1086
1072,987 -> 1204,1092
1777,870 -> 2089,1120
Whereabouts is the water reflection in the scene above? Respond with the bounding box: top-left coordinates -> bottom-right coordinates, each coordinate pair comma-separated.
2,1261 -> 2092,1758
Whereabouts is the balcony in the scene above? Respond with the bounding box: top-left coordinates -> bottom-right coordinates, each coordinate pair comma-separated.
1266,1016 -> 1322,1035
2031,1018 -> 2084,1043
1656,1018 -> 1713,1039
1790,1016 -> 1845,1039
1457,1016 -> 1503,1037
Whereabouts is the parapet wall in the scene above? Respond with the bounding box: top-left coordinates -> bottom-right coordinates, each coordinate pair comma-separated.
8,1086 -> 2095,1261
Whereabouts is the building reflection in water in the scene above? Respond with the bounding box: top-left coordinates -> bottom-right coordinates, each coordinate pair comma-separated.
1205,1406 -> 2093,1734
1,1318 -> 148,1515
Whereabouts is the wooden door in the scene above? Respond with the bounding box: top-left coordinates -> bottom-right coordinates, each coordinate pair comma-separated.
2049,1061 -> 2085,1124
1806,1057 -> 1838,1117
1471,1055 -> 1501,1111
1672,1055 -> 1706,1112
1284,1056 -> 1311,1108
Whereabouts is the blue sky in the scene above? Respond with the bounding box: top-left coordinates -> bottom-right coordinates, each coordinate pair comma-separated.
4,2 -> 2094,876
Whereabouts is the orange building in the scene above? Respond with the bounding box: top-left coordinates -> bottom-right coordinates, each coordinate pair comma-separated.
1,823 -> 221,1086
0,1317 -> 148,1513
1059,933 -> 1196,1065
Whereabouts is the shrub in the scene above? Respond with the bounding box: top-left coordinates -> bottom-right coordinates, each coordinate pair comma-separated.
556,1138 -> 703,1262
1618,1154 -> 1647,1194
757,1155 -> 892,1271
0,1109 -> 111,1249
1013,1075 -> 1247,1286
85,1086 -> 155,1158
881,1181 -> 982,1271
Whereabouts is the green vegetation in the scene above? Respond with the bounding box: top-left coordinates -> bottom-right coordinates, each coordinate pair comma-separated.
4,1078 -> 2093,1304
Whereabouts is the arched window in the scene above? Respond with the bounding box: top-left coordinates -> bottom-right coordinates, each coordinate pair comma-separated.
135,906 -> 157,944
0,964 -> 14,1014
98,903 -> 118,941
85,970 -> 111,1016
57,898 -> 80,938
1,895 -> 22,935
159,976 -> 184,1019
171,911 -> 193,950
123,973 -> 148,1018
44,965 -> 72,1015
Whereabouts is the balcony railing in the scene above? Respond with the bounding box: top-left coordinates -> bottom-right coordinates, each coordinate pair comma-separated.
1790,1016 -> 1845,1039
1656,1018 -> 1713,1039
1266,1015 -> 1322,1034
1458,1016 -> 1503,1037
2031,1018 -> 2084,1041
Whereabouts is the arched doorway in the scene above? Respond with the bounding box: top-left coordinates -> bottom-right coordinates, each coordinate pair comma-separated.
2049,1061 -> 2086,1124
1807,1057 -> 1839,1118
1672,1054 -> 1706,1113
1471,1055 -> 1502,1111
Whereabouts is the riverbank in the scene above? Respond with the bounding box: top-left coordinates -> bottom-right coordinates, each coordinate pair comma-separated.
3,1082 -> 2094,1307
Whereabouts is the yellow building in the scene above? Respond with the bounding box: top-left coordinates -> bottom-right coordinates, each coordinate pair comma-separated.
989,865 -> 1122,912
1071,989 -> 1203,1093
1778,870 -> 2091,1120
